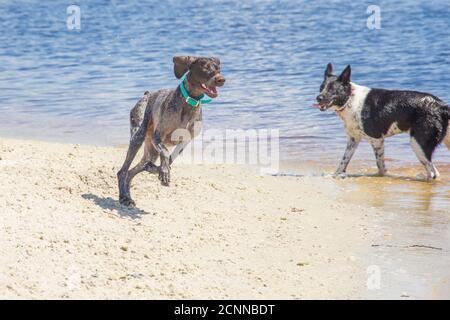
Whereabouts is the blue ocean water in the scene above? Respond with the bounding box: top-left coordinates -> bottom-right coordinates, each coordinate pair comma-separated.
0,0 -> 449,163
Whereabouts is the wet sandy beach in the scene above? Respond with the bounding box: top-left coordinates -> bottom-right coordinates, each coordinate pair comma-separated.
282,160 -> 450,299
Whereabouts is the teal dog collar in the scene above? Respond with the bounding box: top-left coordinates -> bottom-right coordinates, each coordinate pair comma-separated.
180,72 -> 212,107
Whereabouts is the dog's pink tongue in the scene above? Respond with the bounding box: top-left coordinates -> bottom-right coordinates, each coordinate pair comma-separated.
313,104 -> 321,108
201,84 -> 217,96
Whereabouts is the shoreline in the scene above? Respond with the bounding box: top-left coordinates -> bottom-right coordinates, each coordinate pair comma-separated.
0,137 -> 388,299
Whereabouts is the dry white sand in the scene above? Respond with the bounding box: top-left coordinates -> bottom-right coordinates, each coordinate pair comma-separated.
0,138 -> 379,299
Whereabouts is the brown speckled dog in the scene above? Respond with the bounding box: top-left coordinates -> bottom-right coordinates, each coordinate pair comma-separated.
117,56 -> 225,207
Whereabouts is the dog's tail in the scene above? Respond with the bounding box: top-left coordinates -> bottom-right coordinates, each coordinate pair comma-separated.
130,92 -> 150,139
444,107 -> 450,151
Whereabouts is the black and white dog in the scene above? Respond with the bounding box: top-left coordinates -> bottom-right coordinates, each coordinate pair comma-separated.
316,63 -> 450,180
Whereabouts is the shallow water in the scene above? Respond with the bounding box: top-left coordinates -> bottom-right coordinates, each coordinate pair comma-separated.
340,165 -> 450,299
281,160 -> 450,298
0,0 -> 449,298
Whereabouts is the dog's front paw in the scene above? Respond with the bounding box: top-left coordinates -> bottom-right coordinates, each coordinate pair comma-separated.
159,168 -> 170,186
119,196 -> 136,207
376,169 -> 387,177
425,172 -> 439,181
332,171 -> 346,179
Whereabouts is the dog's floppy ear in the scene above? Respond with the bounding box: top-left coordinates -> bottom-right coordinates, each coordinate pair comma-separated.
338,65 -> 351,84
324,63 -> 333,78
173,56 -> 198,79
210,57 -> 220,65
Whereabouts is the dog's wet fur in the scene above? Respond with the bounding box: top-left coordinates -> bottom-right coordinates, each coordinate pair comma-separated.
117,56 -> 225,207
316,63 -> 450,180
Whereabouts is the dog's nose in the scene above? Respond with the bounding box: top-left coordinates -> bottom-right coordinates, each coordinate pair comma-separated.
316,95 -> 323,103
215,76 -> 225,86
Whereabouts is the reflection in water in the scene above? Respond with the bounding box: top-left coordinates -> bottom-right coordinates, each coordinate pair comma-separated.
337,166 -> 450,215
284,160 -> 450,215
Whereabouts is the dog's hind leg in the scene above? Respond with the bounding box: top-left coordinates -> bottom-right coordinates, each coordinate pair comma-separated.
370,139 -> 387,176
334,136 -> 361,176
117,122 -> 148,206
410,136 -> 440,180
